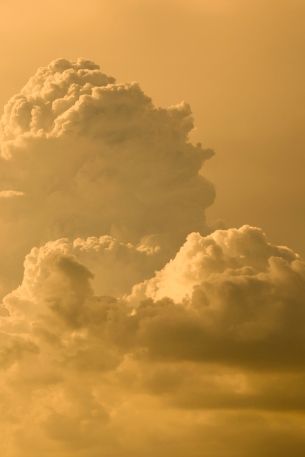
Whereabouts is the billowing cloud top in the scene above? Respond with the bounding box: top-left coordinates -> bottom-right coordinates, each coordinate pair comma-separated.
0,58 -> 115,147
0,58 -> 214,293
0,57 -> 199,148
0,59 -> 304,457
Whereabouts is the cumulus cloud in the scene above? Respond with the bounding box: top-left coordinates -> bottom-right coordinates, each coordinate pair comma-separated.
0,225 -> 305,456
129,225 -> 305,369
0,58 -> 214,294
0,59 -> 304,456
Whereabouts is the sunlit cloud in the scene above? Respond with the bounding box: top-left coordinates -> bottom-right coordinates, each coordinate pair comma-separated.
0,58 -> 304,457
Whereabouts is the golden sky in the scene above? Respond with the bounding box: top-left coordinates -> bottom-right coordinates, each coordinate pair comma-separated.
0,0 -> 304,254
0,1 -> 304,456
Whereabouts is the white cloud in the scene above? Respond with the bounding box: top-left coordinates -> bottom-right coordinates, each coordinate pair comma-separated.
0,190 -> 24,198
0,225 -> 304,456
0,59 -> 304,456
0,58 -> 214,296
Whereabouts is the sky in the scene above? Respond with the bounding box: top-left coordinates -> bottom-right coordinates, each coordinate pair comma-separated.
0,0 -> 304,255
0,1 -> 304,456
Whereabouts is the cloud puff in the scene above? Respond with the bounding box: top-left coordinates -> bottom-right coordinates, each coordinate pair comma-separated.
0,225 -> 305,456
130,225 -> 305,369
0,58 -> 114,148
18,235 -> 159,299
0,190 -> 24,198
0,58 -> 214,295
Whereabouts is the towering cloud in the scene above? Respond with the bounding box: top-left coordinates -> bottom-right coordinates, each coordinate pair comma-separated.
0,58 -> 214,293
0,59 -> 304,457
